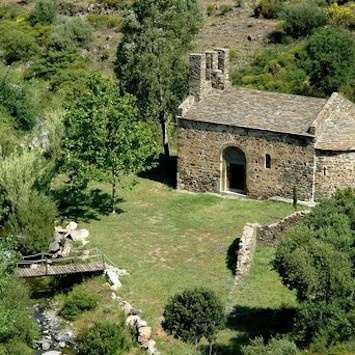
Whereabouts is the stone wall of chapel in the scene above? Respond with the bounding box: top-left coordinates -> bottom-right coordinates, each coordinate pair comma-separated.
177,119 -> 315,201
315,150 -> 355,199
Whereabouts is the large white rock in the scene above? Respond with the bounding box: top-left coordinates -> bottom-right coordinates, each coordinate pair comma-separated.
42,352 -> 62,355
104,269 -> 122,290
69,229 -> 89,242
125,315 -> 140,327
119,300 -> 133,315
66,221 -> 78,231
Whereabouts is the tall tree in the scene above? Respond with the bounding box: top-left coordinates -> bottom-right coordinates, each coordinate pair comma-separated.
62,74 -> 158,213
115,0 -> 202,157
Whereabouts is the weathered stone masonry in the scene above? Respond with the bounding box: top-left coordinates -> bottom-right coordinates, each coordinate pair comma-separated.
177,48 -> 355,201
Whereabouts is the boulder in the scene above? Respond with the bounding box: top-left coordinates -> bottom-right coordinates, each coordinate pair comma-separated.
137,319 -> 148,328
119,300 -> 133,315
42,339 -> 52,351
105,269 -> 122,290
48,241 -> 60,253
69,229 -> 89,242
42,352 -> 62,355
66,221 -> 78,231
138,326 -> 152,345
142,340 -> 160,355
125,315 -> 140,327
129,307 -> 142,316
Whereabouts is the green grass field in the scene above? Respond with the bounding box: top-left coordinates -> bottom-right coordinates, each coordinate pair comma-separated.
56,174 -> 297,354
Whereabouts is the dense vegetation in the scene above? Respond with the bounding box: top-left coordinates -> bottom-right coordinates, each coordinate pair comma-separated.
0,0 -> 354,353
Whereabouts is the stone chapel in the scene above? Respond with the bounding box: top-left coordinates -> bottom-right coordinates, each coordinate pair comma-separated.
176,48 -> 355,202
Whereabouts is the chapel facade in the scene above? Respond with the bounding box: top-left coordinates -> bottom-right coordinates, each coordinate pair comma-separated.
176,48 -> 355,202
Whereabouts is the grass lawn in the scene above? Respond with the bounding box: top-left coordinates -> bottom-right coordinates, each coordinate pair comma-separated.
56,174 -> 297,354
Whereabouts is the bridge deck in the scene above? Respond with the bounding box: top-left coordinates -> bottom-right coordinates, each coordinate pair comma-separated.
17,262 -> 105,278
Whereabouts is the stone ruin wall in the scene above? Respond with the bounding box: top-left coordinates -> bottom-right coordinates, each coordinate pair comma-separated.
177,120 -> 315,201
315,150 -> 355,200
235,211 -> 310,280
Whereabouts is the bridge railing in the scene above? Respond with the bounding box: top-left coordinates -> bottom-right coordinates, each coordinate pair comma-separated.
16,248 -> 106,271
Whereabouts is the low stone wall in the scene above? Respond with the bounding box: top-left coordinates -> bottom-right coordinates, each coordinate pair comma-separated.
235,223 -> 258,280
235,211 -> 310,280
257,210 -> 311,246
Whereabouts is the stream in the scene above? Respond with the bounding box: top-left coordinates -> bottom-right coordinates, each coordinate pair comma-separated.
27,274 -> 94,355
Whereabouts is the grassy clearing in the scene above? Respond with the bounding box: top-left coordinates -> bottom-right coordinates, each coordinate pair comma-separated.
55,174 -> 297,354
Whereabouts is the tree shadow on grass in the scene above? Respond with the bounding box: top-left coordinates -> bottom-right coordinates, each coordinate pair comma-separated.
138,154 -> 177,188
221,305 -> 296,354
198,305 -> 296,354
53,185 -> 124,222
226,237 -> 241,276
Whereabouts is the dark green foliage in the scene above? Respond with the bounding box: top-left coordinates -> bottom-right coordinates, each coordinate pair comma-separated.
300,28 -> 355,96
274,189 -> 355,346
162,287 -> 224,348
60,287 -> 100,320
116,0 -> 202,156
254,0 -> 284,19
294,300 -> 355,347
28,0 -> 57,25
0,69 -> 40,131
6,191 -> 58,254
281,2 -> 326,37
78,321 -> 133,355
0,26 -> 39,64
0,274 -> 39,350
48,18 -> 93,51
292,186 -> 298,210
241,336 -> 300,355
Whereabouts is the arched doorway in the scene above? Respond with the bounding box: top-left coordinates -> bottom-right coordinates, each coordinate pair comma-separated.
221,146 -> 246,194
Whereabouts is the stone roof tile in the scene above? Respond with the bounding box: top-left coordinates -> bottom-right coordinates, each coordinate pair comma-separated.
184,87 -> 327,136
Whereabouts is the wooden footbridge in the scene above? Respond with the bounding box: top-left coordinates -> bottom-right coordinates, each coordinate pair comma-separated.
16,249 -> 107,278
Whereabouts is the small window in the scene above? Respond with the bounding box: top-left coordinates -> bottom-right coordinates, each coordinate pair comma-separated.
265,154 -> 271,169
323,167 -> 327,176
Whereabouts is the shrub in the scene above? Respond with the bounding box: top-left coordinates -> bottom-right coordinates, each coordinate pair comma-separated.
163,287 -> 224,352
206,4 -> 217,16
0,70 -> 40,131
86,14 -> 123,29
78,321 -> 133,355
300,28 -> 355,95
326,3 -> 355,30
254,0 -> 284,19
60,287 -> 100,320
219,4 -> 233,15
28,0 -> 57,25
281,2 -> 326,37
48,18 -> 93,51
0,27 -> 39,64
242,336 -> 300,355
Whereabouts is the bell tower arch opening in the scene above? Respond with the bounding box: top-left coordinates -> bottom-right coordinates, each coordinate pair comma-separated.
221,146 -> 246,194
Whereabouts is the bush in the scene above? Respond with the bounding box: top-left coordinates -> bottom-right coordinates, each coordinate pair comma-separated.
78,321 -> 133,355
242,336 -> 300,355
300,28 -> 355,95
163,287 -> 224,352
0,70 -> 40,131
60,287 -> 100,320
6,192 -> 58,254
0,26 -> 39,64
48,18 -> 93,51
219,4 -> 233,15
28,0 -> 57,25
326,2 -> 355,30
254,0 -> 284,19
86,14 -> 123,29
281,2 -> 326,37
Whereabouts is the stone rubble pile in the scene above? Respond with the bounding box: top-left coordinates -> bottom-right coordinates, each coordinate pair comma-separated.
34,301 -> 77,354
48,221 -> 90,258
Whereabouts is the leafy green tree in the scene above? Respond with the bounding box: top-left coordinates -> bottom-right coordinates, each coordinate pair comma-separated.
162,287 -> 224,354
300,28 -> 355,96
28,0 -> 57,25
62,74 -> 158,213
115,0 -> 202,157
